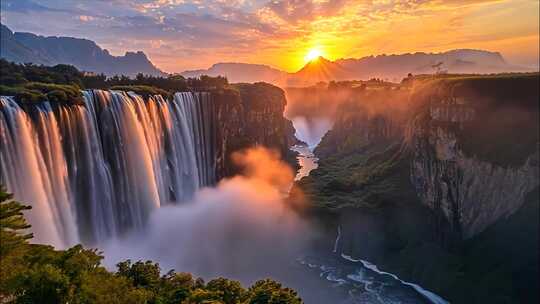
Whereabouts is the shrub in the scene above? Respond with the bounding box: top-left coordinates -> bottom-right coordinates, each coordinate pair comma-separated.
110,85 -> 171,99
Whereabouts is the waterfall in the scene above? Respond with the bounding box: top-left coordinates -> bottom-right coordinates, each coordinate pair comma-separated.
0,97 -> 77,248
332,225 -> 341,253
0,90 -> 216,246
56,93 -> 118,243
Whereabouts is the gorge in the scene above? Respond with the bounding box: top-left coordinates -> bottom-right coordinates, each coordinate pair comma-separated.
0,69 -> 538,303
292,74 -> 539,303
1,1 -> 538,302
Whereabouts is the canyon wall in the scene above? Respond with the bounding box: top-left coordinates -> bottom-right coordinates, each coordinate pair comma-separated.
299,74 -> 539,302
410,119 -> 539,241
407,76 -> 539,241
310,75 -> 539,241
213,82 -> 298,178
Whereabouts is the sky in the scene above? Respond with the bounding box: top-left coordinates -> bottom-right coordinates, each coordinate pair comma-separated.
1,0 -> 539,73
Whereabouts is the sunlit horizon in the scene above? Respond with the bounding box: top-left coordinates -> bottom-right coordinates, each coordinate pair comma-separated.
1,0 -> 539,73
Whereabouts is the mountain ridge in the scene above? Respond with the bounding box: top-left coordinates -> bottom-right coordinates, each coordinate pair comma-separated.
0,24 -> 165,77
181,62 -> 285,83
1,24 -> 533,83
182,49 -> 532,85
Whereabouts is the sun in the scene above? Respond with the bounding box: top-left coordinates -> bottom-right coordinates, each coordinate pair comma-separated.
304,49 -> 323,62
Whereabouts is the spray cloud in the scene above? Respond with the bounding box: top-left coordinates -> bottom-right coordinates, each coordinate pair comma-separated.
102,147 -> 310,284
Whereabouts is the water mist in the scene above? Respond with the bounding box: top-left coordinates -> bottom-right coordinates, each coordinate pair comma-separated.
102,147 -> 311,284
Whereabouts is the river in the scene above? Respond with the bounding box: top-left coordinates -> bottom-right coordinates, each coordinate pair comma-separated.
291,144 -> 319,180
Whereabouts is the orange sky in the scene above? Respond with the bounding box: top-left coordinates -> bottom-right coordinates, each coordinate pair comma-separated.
251,0 -> 540,72
2,0 -> 539,72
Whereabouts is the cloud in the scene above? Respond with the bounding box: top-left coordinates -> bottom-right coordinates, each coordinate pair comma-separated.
0,0 -> 537,71
1,0 -> 61,13
264,0 -> 349,23
79,15 -> 95,22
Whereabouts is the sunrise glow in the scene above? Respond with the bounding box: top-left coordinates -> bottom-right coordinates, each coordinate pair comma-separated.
304,49 -> 323,63
0,0 -> 538,73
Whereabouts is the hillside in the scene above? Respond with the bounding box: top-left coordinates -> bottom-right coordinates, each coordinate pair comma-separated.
0,24 -> 165,77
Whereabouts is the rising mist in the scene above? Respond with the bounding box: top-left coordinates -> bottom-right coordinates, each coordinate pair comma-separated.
102,147 -> 311,284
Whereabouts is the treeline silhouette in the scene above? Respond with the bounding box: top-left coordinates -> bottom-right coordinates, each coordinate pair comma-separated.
0,59 -> 228,103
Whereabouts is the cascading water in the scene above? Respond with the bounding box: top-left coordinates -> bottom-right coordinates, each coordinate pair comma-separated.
0,97 -> 77,248
0,90 -> 216,246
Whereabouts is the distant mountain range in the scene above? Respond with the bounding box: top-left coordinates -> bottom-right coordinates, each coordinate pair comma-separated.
181,63 -> 285,84
182,50 -> 533,86
0,24 -> 165,77
1,24 -> 533,83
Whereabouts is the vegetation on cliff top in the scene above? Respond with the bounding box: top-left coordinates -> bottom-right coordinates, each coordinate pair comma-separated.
233,82 -> 287,110
0,187 -> 303,304
110,85 -> 171,99
0,82 -> 84,104
0,59 -> 229,104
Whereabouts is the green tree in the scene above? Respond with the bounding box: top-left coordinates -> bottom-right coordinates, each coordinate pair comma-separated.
247,279 -> 302,304
116,260 -> 161,289
206,278 -> 245,304
184,288 -> 222,304
159,271 -> 196,304
0,187 -> 32,258
13,262 -> 71,304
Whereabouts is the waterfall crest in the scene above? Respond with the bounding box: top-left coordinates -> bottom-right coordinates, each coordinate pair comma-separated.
0,90 -> 216,246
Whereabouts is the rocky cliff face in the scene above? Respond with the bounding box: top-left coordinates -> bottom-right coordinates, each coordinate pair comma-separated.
313,75 -> 540,241
212,83 -> 297,178
315,106 -> 402,158
212,88 -> 244,179
313,89 -> 409,158
409,119 -> 539,240
407,76 -> 539,240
